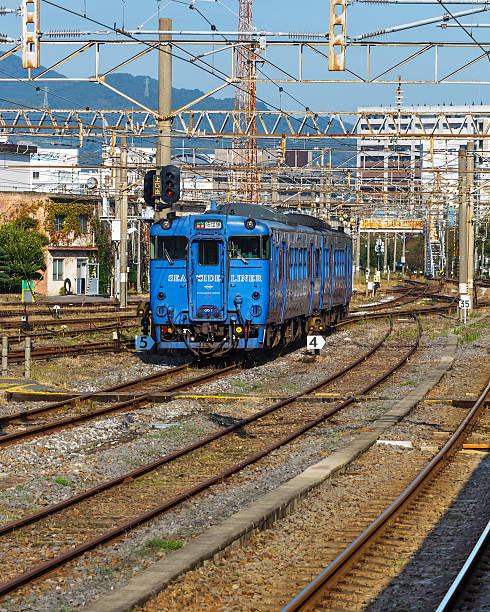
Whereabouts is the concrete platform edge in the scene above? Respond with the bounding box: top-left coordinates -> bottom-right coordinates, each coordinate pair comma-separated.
82,334 -> 458,612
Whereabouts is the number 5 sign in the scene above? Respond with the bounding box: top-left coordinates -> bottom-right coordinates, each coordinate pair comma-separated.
135,335 -> 155,351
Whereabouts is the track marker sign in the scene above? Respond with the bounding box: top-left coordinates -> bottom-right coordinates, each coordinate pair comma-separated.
459,296 -> 471,310
307,335 -> 326,350
135,335 -> 155,351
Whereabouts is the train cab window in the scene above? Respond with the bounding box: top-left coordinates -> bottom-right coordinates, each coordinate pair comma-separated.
150,236 -> 188,261
198,240 -> 219,266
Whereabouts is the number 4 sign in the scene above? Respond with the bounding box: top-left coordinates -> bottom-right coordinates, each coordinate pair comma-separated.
306,335 -> 326,350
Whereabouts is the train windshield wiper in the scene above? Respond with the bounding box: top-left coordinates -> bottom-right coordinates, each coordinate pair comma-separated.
231,248 -> 248,264
163,247 -> 174,265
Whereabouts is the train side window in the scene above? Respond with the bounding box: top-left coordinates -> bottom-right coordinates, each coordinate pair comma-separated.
315,249 -> 320,278
150,236 -> 188,260
198,240 -> 219,266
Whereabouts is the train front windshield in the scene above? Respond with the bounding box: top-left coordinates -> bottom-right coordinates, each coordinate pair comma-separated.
150,236 -> 188,261
229,236 -> 270,260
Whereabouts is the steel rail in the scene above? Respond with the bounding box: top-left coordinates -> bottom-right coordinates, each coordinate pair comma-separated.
281,376 -> 490,612
0,313 -> 139,330
0,364 -> 236,447
435,520 -> 490,612
0,362 -> 192,426
6,341 -> 128,363
0,317 -> 423,598
0,320 -> 395,538
352,280 -> 426,312
6,320 -> 139,344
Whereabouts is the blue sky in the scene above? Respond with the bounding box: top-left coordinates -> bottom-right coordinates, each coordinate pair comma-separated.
1,1 -> 489,111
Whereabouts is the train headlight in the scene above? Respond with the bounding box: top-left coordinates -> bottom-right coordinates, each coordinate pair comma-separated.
160,218 -> 172,230
244,218 -> 256,230
157,292 -> 166,300
252,291 -> 260,300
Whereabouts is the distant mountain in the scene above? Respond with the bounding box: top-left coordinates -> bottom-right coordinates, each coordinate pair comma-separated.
1,54 -> 353,166
0,54 -> 264,112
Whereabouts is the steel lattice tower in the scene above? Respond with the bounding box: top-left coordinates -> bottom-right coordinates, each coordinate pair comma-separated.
233,0 -> 258,203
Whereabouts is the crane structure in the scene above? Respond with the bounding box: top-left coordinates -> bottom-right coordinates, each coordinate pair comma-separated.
233,0 -> 259,203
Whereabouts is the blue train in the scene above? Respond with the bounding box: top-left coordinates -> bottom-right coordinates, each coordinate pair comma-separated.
148,202 -> 352,357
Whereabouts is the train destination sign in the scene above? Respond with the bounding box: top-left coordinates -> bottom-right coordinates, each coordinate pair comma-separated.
194,219 -> 223,230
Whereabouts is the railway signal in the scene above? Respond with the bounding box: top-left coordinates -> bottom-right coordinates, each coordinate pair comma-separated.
144,166 -> 181,208
143,170 -> 158,207
161,165 -> 181,206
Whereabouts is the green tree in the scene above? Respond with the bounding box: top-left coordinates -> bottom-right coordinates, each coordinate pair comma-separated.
0,244 -> 9,287
0,216 -> 48,292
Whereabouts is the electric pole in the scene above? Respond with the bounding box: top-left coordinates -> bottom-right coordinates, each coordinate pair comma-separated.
120,136 -> 128,309
458,144 -> 468,316
156,17 -> 172,221
466,140 -> 474,307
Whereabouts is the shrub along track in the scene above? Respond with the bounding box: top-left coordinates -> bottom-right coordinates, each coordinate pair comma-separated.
281,379 -> 490,612
0,316 -> 423,601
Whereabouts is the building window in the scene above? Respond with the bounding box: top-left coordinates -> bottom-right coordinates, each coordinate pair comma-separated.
54,214 -> 66,232
52,258 -> 63,281
79,214 -> 88,233
32,171 -> 39,179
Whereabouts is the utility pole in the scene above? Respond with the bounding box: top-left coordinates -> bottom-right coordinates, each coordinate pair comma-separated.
383,231 -> 388,272
120,136 -> 128,309
458,144 -> 468,316
156,17 -> 172,221
367,233 -> 371,271
136,216 -> 142,294
355,229 -> 361,279
402,233 -> 406,275
392,233 -> 397,273
114,151 -> 121,300
466,141 -> 474,308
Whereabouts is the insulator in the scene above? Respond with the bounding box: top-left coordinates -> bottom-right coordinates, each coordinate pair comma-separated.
288,32 -> 325,40
0,7 -> 18,15
0,33 -> 9,42
44,29 -> 82,38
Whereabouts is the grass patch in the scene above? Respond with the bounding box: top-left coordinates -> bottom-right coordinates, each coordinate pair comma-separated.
145,537 -> 183,552
461,330 -> 480,344
145,425 -> 182,440
399,379 -> 415,387
395,328 -> 418,337
429,330 -> 448,339
53,477 -> 74,487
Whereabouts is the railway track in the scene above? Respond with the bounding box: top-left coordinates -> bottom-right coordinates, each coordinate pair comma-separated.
436,520 -> 490,612
5,320 -> 139,345
281,378 -> 490,612
0,315 -> 423,601
352,279 -> 431,312
0,362 -> 236,446
5,340 -> 129,363
0,313 -> 139,331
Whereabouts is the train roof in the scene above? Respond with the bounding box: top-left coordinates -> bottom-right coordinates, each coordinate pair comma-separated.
204,203 -> 344,233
